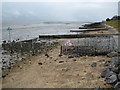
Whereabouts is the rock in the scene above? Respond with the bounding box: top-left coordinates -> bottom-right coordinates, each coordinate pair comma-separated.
59,54 -> 62,57
94,87 -> 101,90
68,56 -> 74,58
59,61 -> 64,63
114,82 -> 120,88
2,75 -> 6,78
105,71 -> 115,79
104,60 -> 111,66
73,59 -> 77,61
38,62 -> 43,65
45,53 -> 49,58
110,65 -> 119,74
117,74 -> 120,81
107,51 -> 119,58
91,62 -> 97,67
101,67 -> 110,78
111,60 -> 120,66
106,74 -> 118,84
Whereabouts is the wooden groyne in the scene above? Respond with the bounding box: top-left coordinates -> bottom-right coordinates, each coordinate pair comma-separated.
39,34 -> 120,39
70,28 -> 108,32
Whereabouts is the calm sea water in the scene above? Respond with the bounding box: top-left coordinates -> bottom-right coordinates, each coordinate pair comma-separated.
2,22 -> 89,42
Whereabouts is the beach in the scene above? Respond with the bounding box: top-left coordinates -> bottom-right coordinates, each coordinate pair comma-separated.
2,22 -> 89,42
2,46 -> 113,88
1,22 -> 119,88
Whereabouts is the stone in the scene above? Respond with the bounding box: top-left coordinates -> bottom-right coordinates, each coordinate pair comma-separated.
68,56 -> 74,58
114,82 -> 120,88
110,65 -> 119,74
45,53 -> 49,58
94,87 -> 101,90
59,61 -> 64,63
59,54 -> 62,57
106,74 -> 118,84
104,60 -> 111,66
38,62 -> 43,65
91,62 -> 97,67
73,59 -> 77,61
117,74 -> 120,81
111,60 -> 120,67
2,75 -> 6,78
107,51 -> 119,58
101,67 -> 110,78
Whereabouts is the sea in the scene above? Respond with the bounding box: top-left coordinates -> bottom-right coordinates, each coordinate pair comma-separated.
1,22 -> 90,42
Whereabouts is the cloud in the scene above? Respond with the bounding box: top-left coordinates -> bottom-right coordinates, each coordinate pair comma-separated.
2,2 -> 118,22
14,11 -> 21,16
2,0 -> 120,2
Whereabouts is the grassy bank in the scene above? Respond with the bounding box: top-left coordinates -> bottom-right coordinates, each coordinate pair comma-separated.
103,20 -> 120,32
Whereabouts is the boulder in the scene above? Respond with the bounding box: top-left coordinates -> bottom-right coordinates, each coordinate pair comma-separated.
107,51 -> 119,58
106,74 -> 118,84
110,65 -> 119,74
105,71 -> 115,79
114,82 -> 120,88
117,74 -> 120,81
101,67 -> 110,78
111,60 -> 120,66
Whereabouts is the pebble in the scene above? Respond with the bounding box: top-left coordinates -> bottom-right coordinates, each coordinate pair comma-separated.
91,62 -> 97,67
38,62 -> 43,65
59,61 -> 64,63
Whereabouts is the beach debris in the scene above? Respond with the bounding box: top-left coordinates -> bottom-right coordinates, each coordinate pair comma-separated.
64,40 -> 73,46
38,62 -> 43,65
91,62 -> 97,67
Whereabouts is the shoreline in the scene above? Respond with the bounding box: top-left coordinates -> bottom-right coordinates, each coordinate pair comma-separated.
3,22 -> 119,88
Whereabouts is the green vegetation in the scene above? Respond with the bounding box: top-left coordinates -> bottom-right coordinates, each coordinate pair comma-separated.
104,20 -> 120,32
103,15 -> 120,32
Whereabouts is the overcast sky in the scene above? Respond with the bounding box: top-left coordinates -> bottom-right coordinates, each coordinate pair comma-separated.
2,1 -> 119,22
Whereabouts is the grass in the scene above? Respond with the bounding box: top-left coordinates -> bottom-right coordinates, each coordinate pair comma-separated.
103,20 -> 120,32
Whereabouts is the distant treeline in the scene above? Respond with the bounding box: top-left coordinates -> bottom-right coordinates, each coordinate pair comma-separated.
106,15 -> 120,21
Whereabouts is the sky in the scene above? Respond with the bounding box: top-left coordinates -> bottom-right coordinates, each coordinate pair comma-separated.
1,0 -> 119,22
